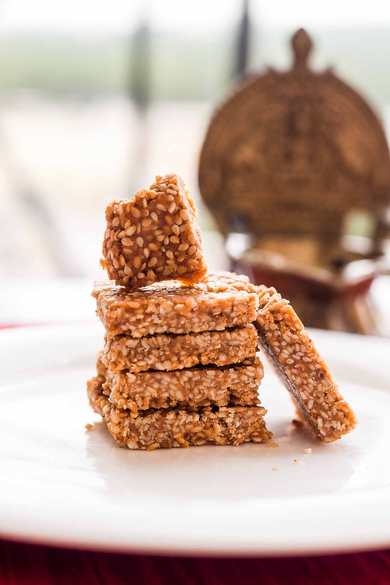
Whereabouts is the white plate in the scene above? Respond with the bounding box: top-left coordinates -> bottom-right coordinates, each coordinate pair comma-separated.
0,323 -> 389,556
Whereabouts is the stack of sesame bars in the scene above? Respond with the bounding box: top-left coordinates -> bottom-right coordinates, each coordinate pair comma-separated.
87,174 -> 272,450
87,173 -> 356,450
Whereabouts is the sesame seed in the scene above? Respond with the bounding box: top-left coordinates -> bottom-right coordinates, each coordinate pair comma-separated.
133,256 -> 142,269
130,207 -> 141,218
126,225 -> 137,236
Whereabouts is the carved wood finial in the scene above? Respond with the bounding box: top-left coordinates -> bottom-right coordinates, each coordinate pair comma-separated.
291,28 -> 313,69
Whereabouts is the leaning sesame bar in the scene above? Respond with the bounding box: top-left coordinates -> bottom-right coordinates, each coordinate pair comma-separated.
93,272 -> 259,338
87,377 -> 272,450
99,355 -> 263,416
101,174 -> 207,288
255,286 -> 356,442
102,324 -> 258,373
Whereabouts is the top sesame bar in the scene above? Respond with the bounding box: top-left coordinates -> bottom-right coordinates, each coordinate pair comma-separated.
255,286 -> 356,443
93,271 -> 259,338
101,173 -> 207,289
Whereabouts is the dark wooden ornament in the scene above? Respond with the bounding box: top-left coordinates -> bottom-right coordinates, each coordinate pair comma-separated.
198,29 -> 390,333
199,28 -> 390,245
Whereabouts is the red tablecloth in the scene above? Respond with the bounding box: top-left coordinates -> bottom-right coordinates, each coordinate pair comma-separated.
1,324 -> 390,583
1,539 -> 390,585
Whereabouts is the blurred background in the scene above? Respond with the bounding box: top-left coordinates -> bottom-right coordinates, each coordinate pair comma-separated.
0,0 -> 389,328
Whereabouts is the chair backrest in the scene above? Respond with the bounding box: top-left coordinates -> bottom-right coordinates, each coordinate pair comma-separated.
199,29 -> 390,252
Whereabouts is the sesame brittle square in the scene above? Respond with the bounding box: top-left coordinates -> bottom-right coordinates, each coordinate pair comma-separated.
102,325 -> 258,373
93,272 -> 259,338
255,286 -> 356,442
102,174 -> 207,289
95,353 -> 263,415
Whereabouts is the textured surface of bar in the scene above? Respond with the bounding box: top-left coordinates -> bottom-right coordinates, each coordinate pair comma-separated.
93,272 -> 259,338
255,286 -> 356,442
98,355 -> 263,415
101,174 -> 207,288
102,325 -> 258,373
87,377 -> 272,450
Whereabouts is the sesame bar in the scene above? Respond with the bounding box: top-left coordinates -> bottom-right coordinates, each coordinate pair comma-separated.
87,376 -> 272,450
93,272 -> 259,338
255,286 -> 356,442
101,174 -> 207,288
102,325 -> 258,373
97,355 -> 263,416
